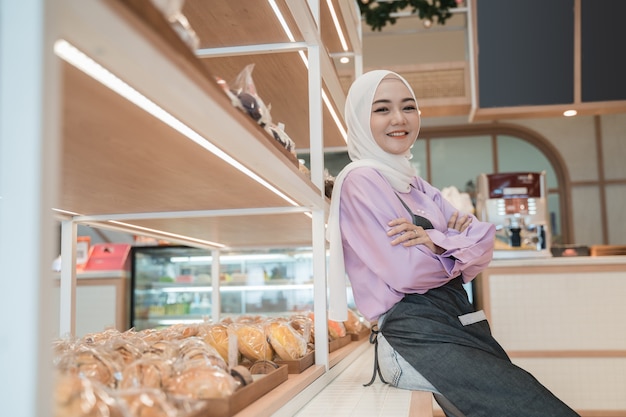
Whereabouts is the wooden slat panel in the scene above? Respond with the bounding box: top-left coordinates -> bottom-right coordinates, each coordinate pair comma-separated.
182,0 -> 346,149
183,0 -> 303,48
61,63 -> 288,214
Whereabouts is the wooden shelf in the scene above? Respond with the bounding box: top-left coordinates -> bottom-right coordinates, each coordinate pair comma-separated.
58,0 -> 353,248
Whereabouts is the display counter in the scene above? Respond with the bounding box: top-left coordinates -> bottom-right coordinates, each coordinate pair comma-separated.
474,255 -> 626,415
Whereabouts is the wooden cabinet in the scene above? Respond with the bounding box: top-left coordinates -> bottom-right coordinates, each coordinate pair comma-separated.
475,256 -> 626,414
53,271 -> 129,337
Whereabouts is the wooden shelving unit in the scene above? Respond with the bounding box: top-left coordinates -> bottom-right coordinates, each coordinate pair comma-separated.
48,0 -> 365,414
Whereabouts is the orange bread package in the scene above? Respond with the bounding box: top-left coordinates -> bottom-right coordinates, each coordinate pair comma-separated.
307,311 -> 346,340
234,323 -> 273,362
267,320 -> 307,361
201,323 -> 230,362
343,308 -> 365,335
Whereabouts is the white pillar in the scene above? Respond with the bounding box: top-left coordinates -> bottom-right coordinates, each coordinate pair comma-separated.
0,1 -> 60,416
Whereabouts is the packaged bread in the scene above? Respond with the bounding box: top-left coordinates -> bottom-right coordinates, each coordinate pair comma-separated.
54,372 -> 125,417
233,323 -> 273,362
200,323 -> 230,362
307,311 -> 346,340
143,340 -> 179,360
343,308 -> 365,335
116,388 -> 178,417
119,357 -> 174,390
176,336 -> 227,371
55,345 -> 121,388
267,320 -> 307,361
165,359 -> 238,400
288,314 -> 314,344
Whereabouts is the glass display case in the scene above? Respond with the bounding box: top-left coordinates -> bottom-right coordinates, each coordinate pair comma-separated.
130,245 -> 316,330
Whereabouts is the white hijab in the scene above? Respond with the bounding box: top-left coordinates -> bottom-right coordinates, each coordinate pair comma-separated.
326,70 -> 420,321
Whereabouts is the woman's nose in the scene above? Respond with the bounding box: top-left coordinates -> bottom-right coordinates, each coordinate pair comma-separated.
390,108 -> 407,124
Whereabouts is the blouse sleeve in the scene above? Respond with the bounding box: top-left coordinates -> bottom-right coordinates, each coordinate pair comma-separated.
340,168 -> 493,296
418,179 -> 496,282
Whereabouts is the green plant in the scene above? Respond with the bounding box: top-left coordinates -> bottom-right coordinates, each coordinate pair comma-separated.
357,0 -> 460,31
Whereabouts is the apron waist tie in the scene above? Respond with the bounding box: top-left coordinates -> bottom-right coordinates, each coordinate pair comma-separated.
363,323 -> 388,387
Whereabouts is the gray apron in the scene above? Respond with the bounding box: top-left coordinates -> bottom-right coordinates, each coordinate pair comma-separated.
379,276 -> 580,417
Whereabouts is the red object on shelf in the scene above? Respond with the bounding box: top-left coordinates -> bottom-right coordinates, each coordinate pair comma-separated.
83,243 -> 131,271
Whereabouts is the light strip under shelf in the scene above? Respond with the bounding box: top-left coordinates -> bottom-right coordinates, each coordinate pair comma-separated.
52,208 -> 226,248
326,0 -> 349,52
268,0 -> 348,142
54,39 -> 300,208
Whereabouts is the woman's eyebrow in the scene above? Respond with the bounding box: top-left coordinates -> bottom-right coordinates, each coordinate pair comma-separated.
372,97 -> 415,105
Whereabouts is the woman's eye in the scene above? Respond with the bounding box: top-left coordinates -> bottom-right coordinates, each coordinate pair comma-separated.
373,107 -> 389,113
404,105 -> 417,112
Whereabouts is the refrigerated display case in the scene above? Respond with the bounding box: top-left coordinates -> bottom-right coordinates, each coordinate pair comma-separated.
130,245 -> 316,330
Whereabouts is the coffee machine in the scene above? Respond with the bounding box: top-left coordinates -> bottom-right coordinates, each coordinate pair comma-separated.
476,172 -> 551,259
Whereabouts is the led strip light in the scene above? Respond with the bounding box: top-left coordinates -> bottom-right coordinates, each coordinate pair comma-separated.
54,39 -> 299,208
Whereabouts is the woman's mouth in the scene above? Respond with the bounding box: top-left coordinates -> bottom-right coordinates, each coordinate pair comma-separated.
387,131 -> 409,138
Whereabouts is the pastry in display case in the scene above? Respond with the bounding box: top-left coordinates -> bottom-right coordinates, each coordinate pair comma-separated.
131,246 -> 316,330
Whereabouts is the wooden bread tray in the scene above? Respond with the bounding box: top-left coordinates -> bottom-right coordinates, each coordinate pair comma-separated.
328,334 -> 352,352
191,364 -> 288,417
275,350 -> 315,374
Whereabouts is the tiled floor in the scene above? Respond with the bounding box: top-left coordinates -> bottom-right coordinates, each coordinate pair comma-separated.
293,344 -> 433,417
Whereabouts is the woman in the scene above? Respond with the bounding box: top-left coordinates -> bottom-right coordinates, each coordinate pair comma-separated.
326,70 -> 579,417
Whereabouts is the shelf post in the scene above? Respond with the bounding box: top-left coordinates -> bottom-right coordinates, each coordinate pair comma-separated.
211,249 -> 221,323
304,0 -> 330,370
59,219 -> 78,337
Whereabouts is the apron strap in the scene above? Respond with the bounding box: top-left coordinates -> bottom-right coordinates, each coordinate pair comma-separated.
363,323 -> 389,386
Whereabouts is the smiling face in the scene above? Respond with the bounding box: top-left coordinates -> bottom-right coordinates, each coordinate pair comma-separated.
370,76 -> 420,155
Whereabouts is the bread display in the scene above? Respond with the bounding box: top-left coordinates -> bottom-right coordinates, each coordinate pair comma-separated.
51,307 -> 366,416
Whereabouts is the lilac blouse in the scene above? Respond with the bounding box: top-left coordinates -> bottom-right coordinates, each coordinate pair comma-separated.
339,166 -> 496,321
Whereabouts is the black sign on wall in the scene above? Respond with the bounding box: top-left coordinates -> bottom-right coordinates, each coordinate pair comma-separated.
581,0 -> 626,103
476,0 -> 626,109
476,0 -> 575,109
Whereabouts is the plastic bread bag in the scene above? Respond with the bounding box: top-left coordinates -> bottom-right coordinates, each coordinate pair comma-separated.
324,169 -> 335,199
288,313 -> 314,344
265,122 -> 297,156
165,358 -> 239,400
307,311 -> 347,340
175,336 -> 228,372
119,356 -> 175,390
228,64 -> 273,127
343,308 -> 366,335
232,322 -> 274,362
199,322 -> 240,369
266,319 -> 307,361
116,388 -> 179,417
53,372 -> 128,417
150,0 -> 200,50
55,344 -> 122,388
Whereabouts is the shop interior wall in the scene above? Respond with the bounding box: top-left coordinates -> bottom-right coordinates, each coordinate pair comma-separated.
355,7 -> 626,248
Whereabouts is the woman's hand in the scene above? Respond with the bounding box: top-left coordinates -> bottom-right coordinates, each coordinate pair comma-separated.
447,211 -> 472,232
387,217 -> 443,254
